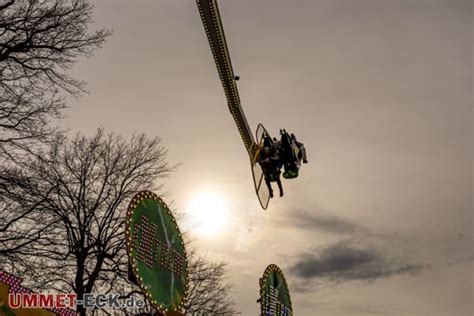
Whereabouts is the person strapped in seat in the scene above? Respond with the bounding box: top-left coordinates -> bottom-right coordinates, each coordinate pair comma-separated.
258,135 -> 284,198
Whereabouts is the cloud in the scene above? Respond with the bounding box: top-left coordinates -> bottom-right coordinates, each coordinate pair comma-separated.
278,209 -> 428,292
292,213 -> 362,234
276,208 -> 368,235
289,240 -> 424,287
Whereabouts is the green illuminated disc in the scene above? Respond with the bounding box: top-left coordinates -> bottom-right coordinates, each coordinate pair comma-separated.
259,264 -> 293,316
126,191 -> 188,314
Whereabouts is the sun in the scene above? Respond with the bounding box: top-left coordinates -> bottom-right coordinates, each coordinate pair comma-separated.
185,190 -> 230,238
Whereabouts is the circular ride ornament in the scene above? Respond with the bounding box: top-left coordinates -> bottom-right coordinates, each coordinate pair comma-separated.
259,264 -> 293,316
126,191 -> 188,315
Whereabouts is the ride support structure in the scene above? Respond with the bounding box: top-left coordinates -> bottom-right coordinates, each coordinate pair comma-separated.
196,0 -> 270,209
196,0 -> 257,159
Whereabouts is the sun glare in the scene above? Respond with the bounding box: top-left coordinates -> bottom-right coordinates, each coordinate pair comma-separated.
185,190 -> 230,238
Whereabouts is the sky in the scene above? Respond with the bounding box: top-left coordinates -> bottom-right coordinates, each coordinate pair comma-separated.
64,0 -> 472,315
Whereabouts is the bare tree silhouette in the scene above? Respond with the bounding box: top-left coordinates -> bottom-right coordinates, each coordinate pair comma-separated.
184,248 -> 238,315
1,129 -> 173,315
0,0 -> 110,261
0,0 -> 110,156
1,130 -> 239,315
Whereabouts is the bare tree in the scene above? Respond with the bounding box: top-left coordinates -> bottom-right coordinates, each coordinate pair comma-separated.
0,88 -> 64,157
0,0 -> 110,265
1,129 -> 173,315
0,165 -> 59,259
184,248 -> 238,315
0,0 -> 110,156
1,129 -> 239,315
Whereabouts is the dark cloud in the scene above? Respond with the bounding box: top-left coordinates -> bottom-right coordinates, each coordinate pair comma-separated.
282,210 -> 426,293
289,240 -> 424,286
293,213 -> 362,234
277,208 -> 367,235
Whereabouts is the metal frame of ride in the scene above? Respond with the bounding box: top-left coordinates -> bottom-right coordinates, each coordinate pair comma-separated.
196,1 -> 297,315
196,0 -> 271,210
125,191 -> 189,315
196,0 -> 307,210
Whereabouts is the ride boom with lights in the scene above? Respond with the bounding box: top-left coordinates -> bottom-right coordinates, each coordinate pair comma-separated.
196,0 -> 309,210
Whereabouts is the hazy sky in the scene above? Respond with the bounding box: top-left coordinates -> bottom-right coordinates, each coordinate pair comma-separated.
64,0 -> 472,315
